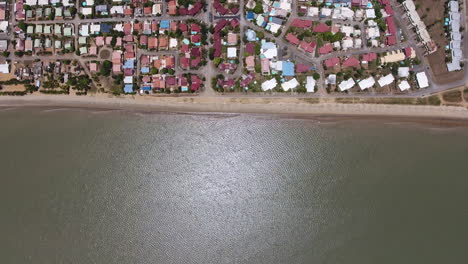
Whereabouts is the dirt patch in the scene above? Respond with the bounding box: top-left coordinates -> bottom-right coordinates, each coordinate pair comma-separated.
464,89 -> 468,102
1,84 -> 26,92
99,49 -> 111,60
298,98 -> 320,104
442,90 -> 463,103
335,96 -> 441,106
414,0 -> 465,84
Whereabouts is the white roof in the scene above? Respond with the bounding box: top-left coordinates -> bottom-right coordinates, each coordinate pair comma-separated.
281,78 -> 299,91
79,24 -> 89,36
114,23 -> 124,32
227,47 -> 237,58
306,76 -> 316,92
262,78 -> 278,91
398,67 -> 410,78
416,72 -> 429,88
326,74 -> 336,85
25,0 -> 37,5
90,24 -> 100,34
449,1 -> 459,12
321,8 -> 332,17
81,7 -> 93,15
110,6 -> 124,14
0,21 -> 8,32
169,38 -> 178,48
358,77 -> 375,90
447,61 -> 462,72
399,81 -> 411,91
38,0 -> 49,5
341,7 -> 354,19
366,9 -> 376,19
270,60 -> 282,71
0,63 -> 9,74
62,0 -> 73,6
268,23 -> 281,33
307,7 -> 319,17
452,48 -> 463,59
124,76 -> 133,84
451,32 -> 462,41
378,74 -> 395,87
338,78 -> 355,91
262,48 -> 277,59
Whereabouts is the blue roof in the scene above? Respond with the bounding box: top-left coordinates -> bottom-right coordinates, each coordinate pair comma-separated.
142,86 -> 151,91
122,59 -> 135,69
246,12 -> 254,19
282,61 -> 295,77
160,20 -> 170,29
141,67 -> 150,73
100,23 -> 112,33
124,85 -> 133,93
261,42 -> 276,50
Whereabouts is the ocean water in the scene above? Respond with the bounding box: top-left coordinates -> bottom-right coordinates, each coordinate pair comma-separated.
0,108 -> 467,264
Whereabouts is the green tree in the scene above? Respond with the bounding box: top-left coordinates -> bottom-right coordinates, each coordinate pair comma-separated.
100,60 -> 112,76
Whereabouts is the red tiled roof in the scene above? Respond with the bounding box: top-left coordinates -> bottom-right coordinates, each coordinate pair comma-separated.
404,47 -> 413,58
324,57 -> 340,68
291,19 -> 312,28
191,23 -> 201,33
342,57 -> 360,68
245,43 -> 255,54
362,53 -> 377,62
286,33 -> 300,45
313,23 -> 330,33
295,64 -> 310,73
318,43 -> 333,54
386,35 -> 396,46
385,17 -> 396,34
179,23 -> 188,32
180,57 -> 190,68
299,41 -> 316,53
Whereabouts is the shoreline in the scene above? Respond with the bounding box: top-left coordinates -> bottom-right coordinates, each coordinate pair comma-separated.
1,94 -> 468,125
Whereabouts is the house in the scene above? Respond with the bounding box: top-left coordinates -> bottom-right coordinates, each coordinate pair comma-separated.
313,23 -> 330,33
286,33 -> 300,45
324,57 -> 340,68
299,41 -> 316,53
261,78 -> 277,91
416,72 -> 429,88
227,33 -> 237,45
306,76 -> 316,92
362,53 -> 377,63
261,58 -> 270,75
339,78 -> 355,91
399,80 -> 411,91
342,57 -> 360,68
281,78 -> 299,91
319,43 -> 333,55
0,62 -> 9,74
291,19 -> 312,28
378,74 -> 395,87
227,47 -> 237,58
282,61 -> 295,77
245,56 -> 255,71
358,77 -> 375,90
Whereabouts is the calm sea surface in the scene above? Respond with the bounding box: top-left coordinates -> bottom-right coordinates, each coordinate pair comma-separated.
0,107 -> 467,264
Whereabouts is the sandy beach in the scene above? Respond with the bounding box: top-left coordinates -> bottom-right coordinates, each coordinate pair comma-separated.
1,94 -> 468,123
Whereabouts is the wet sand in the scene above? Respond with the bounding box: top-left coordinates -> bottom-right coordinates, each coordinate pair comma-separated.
1,94 -> 468,126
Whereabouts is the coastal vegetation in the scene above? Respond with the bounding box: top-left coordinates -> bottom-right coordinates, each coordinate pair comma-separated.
442,90 -> 463,103
335,96 -> 441,106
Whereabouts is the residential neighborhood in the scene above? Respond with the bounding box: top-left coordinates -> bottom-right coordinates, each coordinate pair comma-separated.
0,0 -> 466,98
